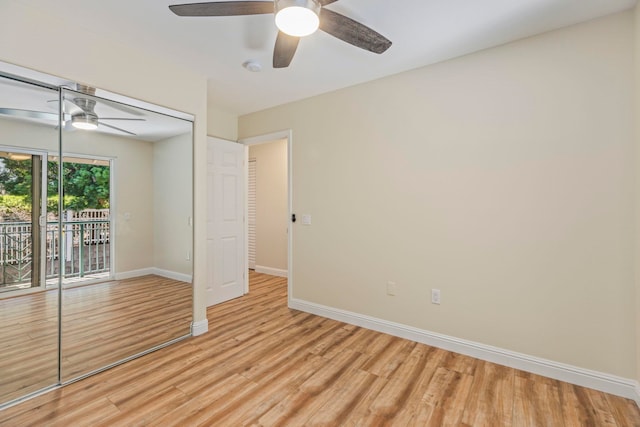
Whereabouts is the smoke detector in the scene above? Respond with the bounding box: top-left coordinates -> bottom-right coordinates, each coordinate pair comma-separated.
243,61 -> 262,73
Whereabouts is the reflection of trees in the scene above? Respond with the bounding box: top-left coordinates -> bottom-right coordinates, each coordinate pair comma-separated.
0,159 -> 110,221
0,158 -> 33,196
58,162 -> 110,210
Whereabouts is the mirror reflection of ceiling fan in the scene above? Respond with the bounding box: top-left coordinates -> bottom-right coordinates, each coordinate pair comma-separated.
169,0 -> 392,68
0,84 -> 145,136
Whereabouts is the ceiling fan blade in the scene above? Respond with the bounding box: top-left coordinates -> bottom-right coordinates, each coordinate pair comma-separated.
273,31 -> 300,68
56,120 -> 76,131
319,0 -> 339,5
48,98 -> 145,117
169,1 -> 273,16
0,108 -> 58,122
47,99 -> 84,115
319,9 -> 392,54
98,122 -> 137,136
98,118 -> 146,121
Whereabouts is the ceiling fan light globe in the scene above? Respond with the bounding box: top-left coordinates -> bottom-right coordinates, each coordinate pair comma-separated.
71,114 -> 99,131
72,122 -> 98,130
275,0 -> 320,37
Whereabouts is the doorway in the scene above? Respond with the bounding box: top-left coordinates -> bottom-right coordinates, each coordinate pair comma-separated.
246,139 -> 288,277
240,130 -> 292,303
205,131 -> 292,307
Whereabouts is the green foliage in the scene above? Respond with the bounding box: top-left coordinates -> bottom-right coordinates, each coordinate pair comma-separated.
0,194 -> 32,221
0,194 -> 82,216
0,194 -> 30,213
47,195 -> 81,215
0,158 -> 109,212
59,163 -> 110,210
0,159 -> 33,196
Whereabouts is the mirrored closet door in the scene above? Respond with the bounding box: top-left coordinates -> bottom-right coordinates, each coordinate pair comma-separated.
59,87 -> 194,382
0,77 -> 60,404
0,67 -> 194,407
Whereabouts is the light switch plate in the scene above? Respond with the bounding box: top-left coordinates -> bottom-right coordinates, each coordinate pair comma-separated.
431,289 -> 441,305
302,214 -> 312,225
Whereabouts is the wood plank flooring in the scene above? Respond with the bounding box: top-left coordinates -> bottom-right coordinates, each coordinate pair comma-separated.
1,271 -> 639,426
0,275 -> 191,404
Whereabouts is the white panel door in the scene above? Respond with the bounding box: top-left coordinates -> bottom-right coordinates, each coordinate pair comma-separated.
206,137 -> 246,306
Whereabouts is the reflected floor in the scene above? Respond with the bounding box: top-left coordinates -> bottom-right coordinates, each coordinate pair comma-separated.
0,286 -> 58,403
0,275 -> 192,404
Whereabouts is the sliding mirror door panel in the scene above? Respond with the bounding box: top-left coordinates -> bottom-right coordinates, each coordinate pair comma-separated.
59,88 -> 193,382
0,77 -> 60,403
0,64 -> 193,407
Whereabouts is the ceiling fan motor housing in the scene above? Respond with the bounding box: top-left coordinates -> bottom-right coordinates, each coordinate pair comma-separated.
73,97 -> 97,113
275,0 -> 321,14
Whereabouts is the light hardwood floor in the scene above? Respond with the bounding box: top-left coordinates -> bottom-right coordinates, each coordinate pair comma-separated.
1,271 -> 639,426
0,275 -> 191,404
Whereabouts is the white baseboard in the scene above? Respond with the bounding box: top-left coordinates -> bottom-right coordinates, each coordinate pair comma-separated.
151,268 -> 193,283
191,319 -> 208,336
255,265 -> 288,278
115,268 -> 154,280
290,298 -> 637,400
115,268 -> 192,283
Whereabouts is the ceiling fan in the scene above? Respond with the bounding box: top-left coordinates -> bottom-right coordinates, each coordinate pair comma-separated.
169,0 -> 392,68
0,85 -> 145,136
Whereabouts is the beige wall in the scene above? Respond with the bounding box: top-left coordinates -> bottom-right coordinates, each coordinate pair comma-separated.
0,1 -> 211,324
240,12 -> 636,378
153,133 -> 193,276
0,117 -> 58,159
208,104 -> 238,141
249,139 -> 288,271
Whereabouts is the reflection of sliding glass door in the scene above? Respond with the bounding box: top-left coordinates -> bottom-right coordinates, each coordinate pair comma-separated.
54,155 -> 112,286
0,149 -> 48,291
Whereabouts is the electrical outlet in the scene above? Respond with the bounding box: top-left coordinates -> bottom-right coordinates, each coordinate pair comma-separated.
431,289 -> 441,305
387,281 -> 397,296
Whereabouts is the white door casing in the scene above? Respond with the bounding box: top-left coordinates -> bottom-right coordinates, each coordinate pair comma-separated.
206,137 -> 247,306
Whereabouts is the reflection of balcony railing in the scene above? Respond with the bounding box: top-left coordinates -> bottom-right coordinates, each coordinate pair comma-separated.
0,219 -> 110,288
0,223 -> 32,286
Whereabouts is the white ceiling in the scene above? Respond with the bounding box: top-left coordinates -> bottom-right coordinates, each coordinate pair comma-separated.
18,0 -> 638,115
